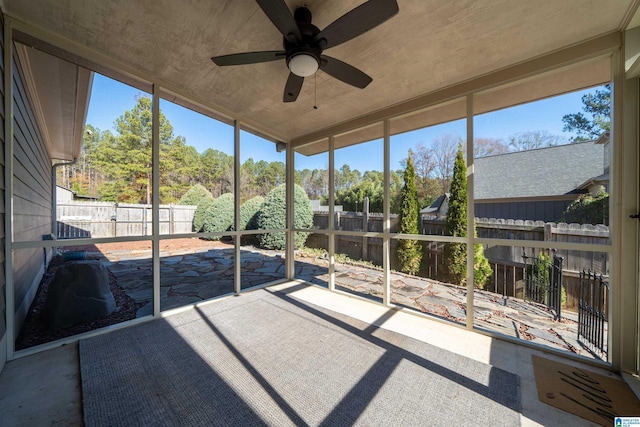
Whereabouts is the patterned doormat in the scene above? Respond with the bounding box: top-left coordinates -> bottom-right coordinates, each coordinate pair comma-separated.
532,355 -> 640,426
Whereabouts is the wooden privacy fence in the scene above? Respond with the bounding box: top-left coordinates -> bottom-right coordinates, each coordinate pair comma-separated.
308,212 -> 610,312
57,201 -> 196,238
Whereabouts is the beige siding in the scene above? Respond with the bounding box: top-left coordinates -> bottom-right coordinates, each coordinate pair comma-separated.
11,41 -> 50,333
0,14 -> 6,370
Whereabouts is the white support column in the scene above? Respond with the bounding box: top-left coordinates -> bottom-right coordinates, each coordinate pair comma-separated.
383,119 -> 391,306
466,94 -> 475,330
612,45 -> 636,373
151,85 -> 160,317
234,121 -> 241,295
619,73 -> 639,374
285,141 -> 294,279
328,136 -> 335,291
4,16 -> 15,360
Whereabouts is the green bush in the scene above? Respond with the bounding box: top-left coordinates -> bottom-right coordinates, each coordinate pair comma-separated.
473,244 -> 492,290
202,193 -> 234,239
178,184 -> 212,206
561,190 -> 609,225
238,196 -> 264,231
526,251 -> 567,306
257,184 -> 313,250
180,184 -> 215,232
193,198 -> 214,232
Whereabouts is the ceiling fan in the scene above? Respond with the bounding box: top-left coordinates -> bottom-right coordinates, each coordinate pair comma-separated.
211,0 -> 399,102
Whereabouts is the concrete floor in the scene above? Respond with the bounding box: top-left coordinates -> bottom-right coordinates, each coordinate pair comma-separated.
0,281 -> 636,426
0,342 -> 82,426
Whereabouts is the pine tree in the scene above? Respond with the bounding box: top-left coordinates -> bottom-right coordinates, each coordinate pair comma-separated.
94,96 -> 186,204
562,84 -> 610,142
396,151 -> 422,275
443,143 -> 491,288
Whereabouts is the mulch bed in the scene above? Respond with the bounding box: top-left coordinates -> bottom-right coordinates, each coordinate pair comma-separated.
15,238 -> 231,350
15,255 -> 146,351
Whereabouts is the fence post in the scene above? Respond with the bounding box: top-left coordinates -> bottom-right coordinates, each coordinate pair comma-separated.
170,204 -> 175,235
111,203 -> 117,237
544,222 -> 553,242
362,197 -> 369,260
143,205 -> 148,236
551,253 -> 563,321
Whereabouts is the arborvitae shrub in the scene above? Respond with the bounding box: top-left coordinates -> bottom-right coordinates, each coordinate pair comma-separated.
257,184 -> 313,250
202,193 -> 234,239
396,153 -> 422,275
443,144 -> 491,288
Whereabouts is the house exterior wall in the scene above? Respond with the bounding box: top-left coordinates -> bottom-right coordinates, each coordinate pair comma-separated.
0,14 -> 6,373
11,41 -> 52,340
475,199 -> 574,223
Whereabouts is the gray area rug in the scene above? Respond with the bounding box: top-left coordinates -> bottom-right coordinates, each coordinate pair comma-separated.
80,286 -> 521,426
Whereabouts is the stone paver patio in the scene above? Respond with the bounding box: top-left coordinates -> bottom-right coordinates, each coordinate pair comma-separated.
86,244 -> 606,360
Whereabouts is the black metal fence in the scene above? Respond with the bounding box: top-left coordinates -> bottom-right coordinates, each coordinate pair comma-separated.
578,270 -> 609,357
522,252 -> 564,320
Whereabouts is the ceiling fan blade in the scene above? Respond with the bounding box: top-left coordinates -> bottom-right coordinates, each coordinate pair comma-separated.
314,0 -> 399,49
320,55 -> 372,89
283,73 -> 304,102
256,0 -> 301,43
211,51 -> 286,66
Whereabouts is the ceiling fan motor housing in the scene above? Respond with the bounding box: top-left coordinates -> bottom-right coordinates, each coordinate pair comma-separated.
285,7 -> 323,77
284,7 -> 324,50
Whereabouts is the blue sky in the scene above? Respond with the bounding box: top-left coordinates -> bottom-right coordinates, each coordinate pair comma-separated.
86,73 -> 597,173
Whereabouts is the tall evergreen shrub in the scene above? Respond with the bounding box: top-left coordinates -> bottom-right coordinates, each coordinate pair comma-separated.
443,144 -> 491,288
396,152 -> 422,275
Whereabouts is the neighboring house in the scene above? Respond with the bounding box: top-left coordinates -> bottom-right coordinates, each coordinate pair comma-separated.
474,139 -> 608,222
56,185 -> 74,202
56,185 -> 99,203
310,200 -> 343,212
420,193 -> 449,218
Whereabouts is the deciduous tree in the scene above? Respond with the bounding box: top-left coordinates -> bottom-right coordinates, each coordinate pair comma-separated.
508,130 -> 566,151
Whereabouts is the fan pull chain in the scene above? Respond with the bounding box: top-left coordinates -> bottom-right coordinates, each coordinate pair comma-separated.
313,73 -> 318,109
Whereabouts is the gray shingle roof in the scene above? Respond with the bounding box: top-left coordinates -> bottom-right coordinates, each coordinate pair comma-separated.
420,193 -> 449,214
474,141 -> 604,200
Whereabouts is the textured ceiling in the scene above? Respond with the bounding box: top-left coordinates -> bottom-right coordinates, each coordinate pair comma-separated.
5,0 -> 639,144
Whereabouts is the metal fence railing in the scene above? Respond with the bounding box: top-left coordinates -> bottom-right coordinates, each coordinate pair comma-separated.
522,251 -> 564,320
578,270 -> 609,358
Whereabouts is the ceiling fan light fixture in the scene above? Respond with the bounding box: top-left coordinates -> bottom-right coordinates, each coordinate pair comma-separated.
288,52 -> 319,77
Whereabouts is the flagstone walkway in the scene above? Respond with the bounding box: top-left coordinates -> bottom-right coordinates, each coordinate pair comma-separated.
85,244 -> 605,360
